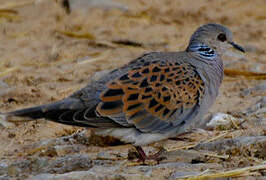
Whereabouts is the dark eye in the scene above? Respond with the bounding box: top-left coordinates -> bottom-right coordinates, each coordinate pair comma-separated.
217,33 -> 227,42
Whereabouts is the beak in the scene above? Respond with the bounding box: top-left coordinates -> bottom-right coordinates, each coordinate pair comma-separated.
229,42 -> 245,53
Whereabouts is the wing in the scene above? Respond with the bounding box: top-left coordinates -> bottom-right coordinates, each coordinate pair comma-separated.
97,58 -> 205,133
5,53 -> 205,132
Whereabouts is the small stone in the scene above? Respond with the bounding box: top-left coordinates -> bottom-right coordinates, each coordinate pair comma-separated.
0,163 -> 8,176
7,159 -> 31,177
195,136 -> 266,157
30,158 -> 49,173
0,175 -> 9,180
54,145 -> 81,156
242,97 -> 266,116
0,114 -> 15,128
7,154 -> 92,178
241,82 -> 266,97
40,146 -> 58,157
46,154 -> 92,174
206,113 -> 244,130
0,81 -> 12,97
128,148 -> 139,160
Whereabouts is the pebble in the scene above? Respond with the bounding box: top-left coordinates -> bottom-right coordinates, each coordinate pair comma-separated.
195,136 -> 266,157
241,82 -> 266,97
206,113 -> 244,130
0,81 -> 12,97
7,154 -> 92,178
242,97 -> 266,116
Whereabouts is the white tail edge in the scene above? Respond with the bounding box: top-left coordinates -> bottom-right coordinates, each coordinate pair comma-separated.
0,113 -> 15,128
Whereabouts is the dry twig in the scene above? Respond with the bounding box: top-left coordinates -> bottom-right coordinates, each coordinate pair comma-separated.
224,69 -> 266,80
180,164 -> 266,179
0,0 -> 34,10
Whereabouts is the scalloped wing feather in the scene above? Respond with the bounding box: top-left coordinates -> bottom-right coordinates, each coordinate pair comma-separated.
96,60 -> 205,133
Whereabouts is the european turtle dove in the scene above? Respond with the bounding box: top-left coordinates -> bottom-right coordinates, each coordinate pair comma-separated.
0,23 -> 245,162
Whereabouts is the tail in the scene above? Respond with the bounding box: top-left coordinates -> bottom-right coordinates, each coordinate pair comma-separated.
1,98 -> 88,127
0,98 -> 122,128
7,98 -> 83,119
0,113 -> 15,128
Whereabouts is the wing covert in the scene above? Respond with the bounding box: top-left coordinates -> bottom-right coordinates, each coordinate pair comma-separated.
97,59 -> 205,133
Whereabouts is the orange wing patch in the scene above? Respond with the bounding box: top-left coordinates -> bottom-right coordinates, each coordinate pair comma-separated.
97,61 -> 205,125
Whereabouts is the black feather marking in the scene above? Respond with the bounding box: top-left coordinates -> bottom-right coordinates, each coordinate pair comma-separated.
149,99 -> 158,108
120,74 -> 129,80
168,73 -> 174,77
142,95 -> 152,99
128,87 -> 136,90
142,68 -> 149,74
150,75 -> 157,82
176,81 -> 181,85
129,110 -> 146,120
166,79 -> 172,82
152,66 -> 161,72
184,78 -> 190,82
73,109 -> 85,121
128,93 -> 139,101
198,47 -> 211,51
83,107 -> 97,120
162,87 -> 167,91
132,67 -> 141,70
145,87 -> 153,93
132,72 -> 142,78
59,110 -> 75,122
160,74 -> 165,81
140,78 -> 148,87
144,62 -> 150,66
155,83 -> 161,87
100,101 -> 122,110
163,108 -> 170,116
155,104 -> 164,112
127,103 -> 142,111
169,108 -> 177,117
172,67 -> 179,71
163,95 -> 171,102
103,89 -> 124,97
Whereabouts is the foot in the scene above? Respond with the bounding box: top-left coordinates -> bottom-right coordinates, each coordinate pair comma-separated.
135,146 -> 166,164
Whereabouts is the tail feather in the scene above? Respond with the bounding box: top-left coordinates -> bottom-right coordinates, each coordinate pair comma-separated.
0,113 -> 15,128
7,98 -> 84,119
2,98 -> 123,128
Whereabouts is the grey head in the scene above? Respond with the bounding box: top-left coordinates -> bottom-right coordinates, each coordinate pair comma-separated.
186,23 -> 245,60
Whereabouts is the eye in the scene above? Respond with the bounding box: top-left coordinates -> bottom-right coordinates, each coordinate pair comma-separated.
217,33 -> 227,42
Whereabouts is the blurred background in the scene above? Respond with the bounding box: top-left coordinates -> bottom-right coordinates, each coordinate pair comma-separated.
0,0 -> 265,179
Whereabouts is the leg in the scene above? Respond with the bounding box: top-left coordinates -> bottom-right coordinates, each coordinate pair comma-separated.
135,146 -> 147,163
134,146 -> 165,163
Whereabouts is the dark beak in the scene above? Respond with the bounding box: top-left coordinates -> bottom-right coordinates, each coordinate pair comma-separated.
229,42 -> 245,53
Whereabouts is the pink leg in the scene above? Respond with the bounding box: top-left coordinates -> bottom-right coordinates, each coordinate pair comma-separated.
135,146 -> 165,163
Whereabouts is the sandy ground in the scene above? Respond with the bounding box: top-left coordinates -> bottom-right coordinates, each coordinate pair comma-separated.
0,0 -> 265,179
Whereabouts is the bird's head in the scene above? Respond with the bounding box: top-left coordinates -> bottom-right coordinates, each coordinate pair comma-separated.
187,23 -> 244,59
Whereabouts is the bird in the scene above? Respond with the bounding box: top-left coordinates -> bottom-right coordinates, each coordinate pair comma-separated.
0,23 -> 245,162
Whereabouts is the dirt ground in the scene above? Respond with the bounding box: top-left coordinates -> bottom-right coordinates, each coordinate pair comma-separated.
0,0 -> 265,179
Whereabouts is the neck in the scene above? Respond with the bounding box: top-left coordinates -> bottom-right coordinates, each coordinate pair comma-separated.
186,42 -> 217,61
186,42 -> 224,98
